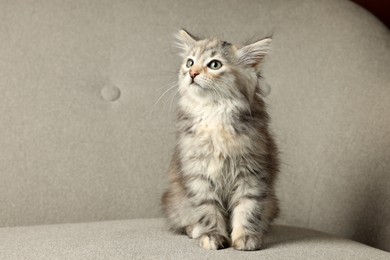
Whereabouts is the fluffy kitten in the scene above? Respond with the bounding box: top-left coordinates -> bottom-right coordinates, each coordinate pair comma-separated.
162,30 -> 279,251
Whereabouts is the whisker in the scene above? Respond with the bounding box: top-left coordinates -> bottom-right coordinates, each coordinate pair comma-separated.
168,89 -> 180,112
149,83 -> 178,117
155,80 -> 178,92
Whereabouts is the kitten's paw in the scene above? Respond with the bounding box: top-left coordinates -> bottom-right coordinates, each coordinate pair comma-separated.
232,235 -> 263,251
199,233 -> 230,250
185,225 -> 194,238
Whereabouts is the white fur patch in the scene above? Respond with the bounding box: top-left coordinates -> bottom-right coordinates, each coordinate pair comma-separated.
191,225 -> 203,239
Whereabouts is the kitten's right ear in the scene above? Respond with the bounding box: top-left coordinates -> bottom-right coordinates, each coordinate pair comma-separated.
175,29 -> 198,57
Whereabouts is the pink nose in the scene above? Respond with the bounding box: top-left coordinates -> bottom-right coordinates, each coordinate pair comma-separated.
190,70 -> 200,79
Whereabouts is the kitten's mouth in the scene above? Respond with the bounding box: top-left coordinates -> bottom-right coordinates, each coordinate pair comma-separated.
190,80 -> 200,87
190,83 -> 204,90
189,78 -> 205,89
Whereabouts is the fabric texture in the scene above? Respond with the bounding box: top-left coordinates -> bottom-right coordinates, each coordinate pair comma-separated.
0,0 -> 389,252
0,218 -> 389,260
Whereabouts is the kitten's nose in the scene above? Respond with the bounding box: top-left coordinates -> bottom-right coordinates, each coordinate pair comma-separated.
190,70 -> 200,79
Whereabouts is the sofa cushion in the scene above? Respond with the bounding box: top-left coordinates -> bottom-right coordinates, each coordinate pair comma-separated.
0,218 -> 388,260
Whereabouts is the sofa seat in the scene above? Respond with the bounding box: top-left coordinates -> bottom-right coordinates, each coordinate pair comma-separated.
0,218 -> 388,260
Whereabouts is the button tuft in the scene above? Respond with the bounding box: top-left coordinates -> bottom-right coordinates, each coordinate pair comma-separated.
101,85 -> 121,102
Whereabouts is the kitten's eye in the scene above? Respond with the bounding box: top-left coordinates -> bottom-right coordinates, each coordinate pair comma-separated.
186,59 -> 194,68
207,60 -> 223,70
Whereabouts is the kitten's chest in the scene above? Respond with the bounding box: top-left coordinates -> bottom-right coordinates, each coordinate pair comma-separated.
179,113 -> 251,181
192,120 -> 240,154
186,107 -> 239,149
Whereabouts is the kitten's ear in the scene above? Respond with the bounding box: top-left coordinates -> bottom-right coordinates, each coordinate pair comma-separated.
236,38 -> 272,69
175,29 -> 198,56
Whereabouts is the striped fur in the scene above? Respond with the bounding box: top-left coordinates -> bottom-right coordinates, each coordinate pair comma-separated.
162,30 -> 279,251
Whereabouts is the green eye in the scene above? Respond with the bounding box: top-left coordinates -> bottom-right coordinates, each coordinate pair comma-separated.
186,59 -> 194,68
207,60 -> 223,70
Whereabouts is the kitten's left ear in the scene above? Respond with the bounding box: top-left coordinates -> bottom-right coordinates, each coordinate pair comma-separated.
236,38 -> 272,69
175,29 -> 198,56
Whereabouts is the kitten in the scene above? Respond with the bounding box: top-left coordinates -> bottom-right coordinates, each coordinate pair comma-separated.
162,30 -> 279,251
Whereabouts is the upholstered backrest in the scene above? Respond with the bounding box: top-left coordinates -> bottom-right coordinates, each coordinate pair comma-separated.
0,0 -> 389,251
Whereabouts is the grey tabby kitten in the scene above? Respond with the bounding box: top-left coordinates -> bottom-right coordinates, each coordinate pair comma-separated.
162,30 -> 279,251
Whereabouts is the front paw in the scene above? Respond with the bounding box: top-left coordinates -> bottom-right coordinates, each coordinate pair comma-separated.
185,225 -> 194,238
232,235 -> 263,251
199,233 -> 230,250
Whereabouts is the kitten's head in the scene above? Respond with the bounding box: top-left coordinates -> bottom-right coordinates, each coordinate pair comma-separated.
175,30 -> 271,104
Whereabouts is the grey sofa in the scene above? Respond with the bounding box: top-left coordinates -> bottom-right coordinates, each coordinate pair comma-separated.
1,0 -> 389,259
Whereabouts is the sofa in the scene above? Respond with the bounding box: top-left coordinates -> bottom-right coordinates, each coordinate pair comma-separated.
0,0 -> 389,259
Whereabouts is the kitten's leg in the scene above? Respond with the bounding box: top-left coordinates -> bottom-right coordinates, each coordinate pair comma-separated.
185,174 -> 230,250
162,182 -> 197,235
230,175 -> 277,251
